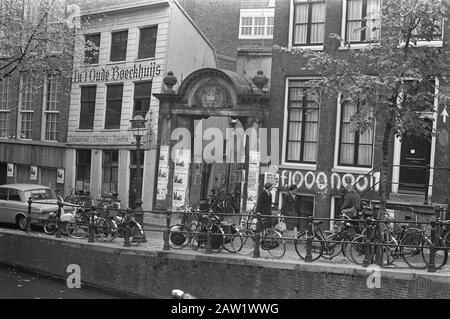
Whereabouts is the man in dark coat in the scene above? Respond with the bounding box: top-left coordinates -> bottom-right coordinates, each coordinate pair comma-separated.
255,182 -> 273,230
281,184 -> 298,231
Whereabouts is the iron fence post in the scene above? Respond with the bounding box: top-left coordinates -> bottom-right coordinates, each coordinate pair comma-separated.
253,213 -> 262,258
363,217 -> 373,267
88,211 -> 95,243
424,165 -> 430,205
163,211 -> 171,251
26,197 -> 32,232
55,199 -> 63,238
305,216 -> 313,262
124,223 -> 131,247
427,221 -> 437,273
205,229 -> 212,254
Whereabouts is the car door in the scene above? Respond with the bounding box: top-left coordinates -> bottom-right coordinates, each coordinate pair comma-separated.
7,188 -> 25,224
0,187 -> 8,223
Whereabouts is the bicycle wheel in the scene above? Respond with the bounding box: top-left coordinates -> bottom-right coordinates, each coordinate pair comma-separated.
169,224 -> 191,249
263,229 -> 286,259
348,235 -> 383,265
43,218 -> 57,235
66,219 -> 89,239
190,224 -> 203,251
295,232 -> 323,261
322,232 -> 342,260
238,229 -> 255,255
223,229 -> 243,253
401,234 -> 430,269
95,218 -> 113,241
210,224 -> 224,253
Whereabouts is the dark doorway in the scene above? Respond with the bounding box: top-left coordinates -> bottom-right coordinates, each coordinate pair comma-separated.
0,163 -> 6,185
399,130 -> 432,193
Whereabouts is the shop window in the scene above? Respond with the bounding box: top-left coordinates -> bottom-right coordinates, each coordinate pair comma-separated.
133,81 -> 152,118
76,149 -> 91,191
79,86 -> 96,129
138,26 -> 158,59
105,84 -> 123,129
285,80 -> 319,164
110,30 -> 128,62
102,150 -> 118,194
84,33 -> 100,64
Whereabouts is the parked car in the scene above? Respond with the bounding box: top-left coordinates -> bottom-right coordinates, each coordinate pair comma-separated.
0,184 -> 64,230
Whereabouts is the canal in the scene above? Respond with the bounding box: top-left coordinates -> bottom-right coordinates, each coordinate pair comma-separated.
0,264 -> 127,299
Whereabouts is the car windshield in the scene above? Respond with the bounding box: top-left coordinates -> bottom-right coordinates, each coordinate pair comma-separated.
25,189 -> 56,201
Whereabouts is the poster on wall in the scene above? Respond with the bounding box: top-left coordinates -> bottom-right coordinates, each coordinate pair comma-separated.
57,168 -> 65,184
172,149 -> 191,209
30,166 -> 38,181
7,163 -> 13,177
246,151 -> 260,211
156,146 -> 170,201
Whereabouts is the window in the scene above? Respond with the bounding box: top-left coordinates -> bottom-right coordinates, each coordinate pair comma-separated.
0,188 -> 7,200
105,84 -> 123,129
8,189 -> 21,201
84,34 -> 100,64
0,78 -> 11,138
410,18 -> 444,43
102,150 -> 118,193
47,22 -> 64,54
285,80 -> 319,164
44,73 -> 60,141
292,0 -> 326,46
110,30 -> 128,62
133,81 -> 152,118
338,99 -> 374,167
79,86 -> 96,129
75,150 -> 91,191
239,9 -> 275,39
138,26 -> 158,59
345,0 -> 381,43
19,73 -> 34,139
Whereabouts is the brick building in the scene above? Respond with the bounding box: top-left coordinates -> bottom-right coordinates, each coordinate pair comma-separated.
268,0 -> 450,224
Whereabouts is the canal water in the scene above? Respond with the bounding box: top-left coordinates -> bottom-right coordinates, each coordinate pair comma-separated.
0,265 -> 126,299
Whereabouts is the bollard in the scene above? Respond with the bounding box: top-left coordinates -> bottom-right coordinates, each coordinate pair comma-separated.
427,221 -> 437,273
163,212 -> 171,251
205,229 -> 213,254
55,199 -> 63,238
304,216 -> 313,262
253,232 -> 261,258
26,197 -> 32,232
362,217 -> 373,267
124,224 -> 131,247
88,212 -> 95,243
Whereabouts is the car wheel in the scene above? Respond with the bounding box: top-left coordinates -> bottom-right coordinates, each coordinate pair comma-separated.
16,215 -> 28,231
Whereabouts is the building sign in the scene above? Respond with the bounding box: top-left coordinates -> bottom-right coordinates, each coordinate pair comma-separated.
67,135 -> 135,144
7,163 -> 13,177
72,62 -> 162,84
57,168 -> 65,184
30,166 -> 38,181
278,169 -> 381,193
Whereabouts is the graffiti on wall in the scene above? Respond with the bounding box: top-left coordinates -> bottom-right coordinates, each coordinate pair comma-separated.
279,170 -> 380,196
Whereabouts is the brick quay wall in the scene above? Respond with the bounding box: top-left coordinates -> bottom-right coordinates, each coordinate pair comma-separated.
0,230 -> 449,299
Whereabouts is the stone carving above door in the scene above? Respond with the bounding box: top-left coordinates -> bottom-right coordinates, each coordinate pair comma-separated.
194,78 -> 232,109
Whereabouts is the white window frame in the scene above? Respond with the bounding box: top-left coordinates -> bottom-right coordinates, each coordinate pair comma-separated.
333,94 -> 376,175
0,78 -> 11,138
281,77 -> 320,171
18,73 -> 34,140
288,0 -> 326,50
41,74 -> 60,141
238,8 -> 274,39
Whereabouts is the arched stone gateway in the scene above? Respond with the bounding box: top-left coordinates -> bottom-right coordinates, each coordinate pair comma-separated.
153,68 -> 270,212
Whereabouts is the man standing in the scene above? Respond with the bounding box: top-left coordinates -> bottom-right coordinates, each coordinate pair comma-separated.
281,184 -> 298,234
255,182 -> 273,230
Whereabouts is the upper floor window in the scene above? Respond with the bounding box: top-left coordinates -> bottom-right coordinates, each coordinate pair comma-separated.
44,73 -> 60,141
138,26 -> 158,59
110,30 -> 128,62
84,34 -> 100,64
105,84 -> 123,129
0,78 -> 11,138
239,9 -> 274,39
79,86 -> 96,130
292,0 -> 326,46
133,81 -> 152,118
338,99 -> 374,167
19,72 -> 34,139
285,80 -> 320,164
345,0 -> 381,43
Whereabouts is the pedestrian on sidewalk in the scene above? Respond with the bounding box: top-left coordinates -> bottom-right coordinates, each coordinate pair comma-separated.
255,182 -> 274,231
281,184 -> 298,236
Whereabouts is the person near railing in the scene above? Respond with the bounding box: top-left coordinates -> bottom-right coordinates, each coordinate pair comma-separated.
341,184 -> 363,232
255,182 -> 274,231
281,184 -> 299,235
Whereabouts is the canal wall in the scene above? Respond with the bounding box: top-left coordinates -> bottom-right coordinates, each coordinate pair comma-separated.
0,230 -> 449,299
